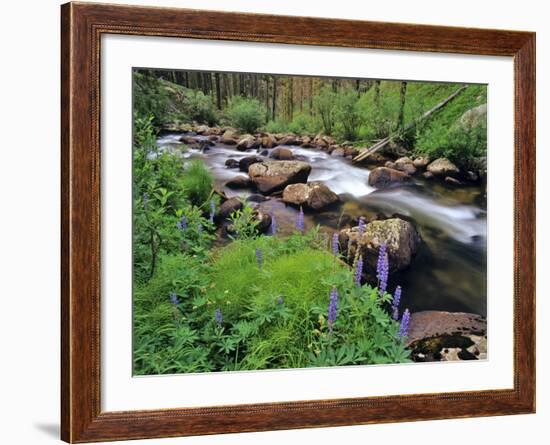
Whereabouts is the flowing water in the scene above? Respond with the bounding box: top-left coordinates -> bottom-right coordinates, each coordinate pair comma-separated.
158,133 -> 487,317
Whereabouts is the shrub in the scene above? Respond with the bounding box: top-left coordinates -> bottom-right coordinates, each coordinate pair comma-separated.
184,90 -> 218,125
227,97 -> 266,133
313,86 -> 338,135
288,112 -> 318,135
181,160 -> 214,207
264,119 -> 288,134
334,88 -> 363,141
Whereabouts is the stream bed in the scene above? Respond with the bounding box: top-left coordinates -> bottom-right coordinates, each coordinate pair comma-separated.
158,133 -> 487,317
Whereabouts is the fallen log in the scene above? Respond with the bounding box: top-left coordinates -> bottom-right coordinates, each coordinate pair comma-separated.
353,85 -> 468,163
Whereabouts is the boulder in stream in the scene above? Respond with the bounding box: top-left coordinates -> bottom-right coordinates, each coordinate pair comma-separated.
239,156 -> 263,172
282,182 -> 339,210
270,147 -> 295,160
427,157 -> 460,177
339,217 -> 420,273
248,160 -> 312,194
368,167 -> 411,188
225,176 -> 252,189
236,135 -> 259,151
394,157 -> 417,175
221,130 -> 239,145
225,158 -> 239,169
261,133 -> 277,148
218,197 -> 243,220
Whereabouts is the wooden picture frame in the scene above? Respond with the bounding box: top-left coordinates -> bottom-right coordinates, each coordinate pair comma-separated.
61,2 -> 536,442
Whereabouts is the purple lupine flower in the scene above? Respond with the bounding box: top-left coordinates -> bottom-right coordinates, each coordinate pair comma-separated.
142,192 -> 149,210
376,243 -> 389,295
332,233 -> 339,257
215,308 -> 223,326
295,207 -> 305,233
358,216 -> 366,236
354,256 -> 364,287
255,247 -> 263,270
276,296 -> 283,305
270,213 -> 277,236
209,200 -> 216,223
327,287 -> 339,332
169,292 -> 180,305
391,286 -> 402,320
176,214 -> 187,231
197,223 -> 203,237
398,309 -> 410,338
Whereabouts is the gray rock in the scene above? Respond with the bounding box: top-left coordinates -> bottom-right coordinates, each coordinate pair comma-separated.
248,160 -> 312,194
368,167 -> 411,188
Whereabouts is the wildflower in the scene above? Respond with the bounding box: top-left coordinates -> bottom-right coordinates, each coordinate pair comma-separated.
215,308 -> 223,326
197,223 -> 203,237
209,200 -> 216,223
270,213 -> 277,235
142,192 -> 149,210
358,216 -> 366,236
332,232 -> 339,257
391,286 -> 402,320
295,207 -> 305,233
256,247 -> 263,270
398,309 -> 410,338
376,243 -> 389,295
354,256 -> 364,287
169,292 -> 180,305
276,296 -> 283,305
176,214 -> 187,231
327,287 -> 339,332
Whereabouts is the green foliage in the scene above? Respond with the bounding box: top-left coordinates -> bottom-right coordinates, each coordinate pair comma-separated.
288,112 -> 319,135
181,160 -> 214,207
133,231 -> 411,374
227,96 -> 266,133
133,72 -> 172,127
183,90 -> 218,125
313,86 -> 338,135
334,88 -> 363,141
264,119 -> 288,134
228,202 -> 259,240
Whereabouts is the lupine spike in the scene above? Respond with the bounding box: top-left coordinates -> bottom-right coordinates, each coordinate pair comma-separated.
169,292 -> 180,305
332,232 -> 339,256
391,285 -> 402,320
270,213 -> 277,235
276,296 -> 283,305
327,287 -> 339,332
209,200 -> 216,223
197,223 -> 203,237
376,243 -> 389,295
215,308 -> 223,326
398,309 -> 411,338
358,216 -> 366,236
295,207 -> 305,233
255,247 -> 263,270
354,255 -> 364,287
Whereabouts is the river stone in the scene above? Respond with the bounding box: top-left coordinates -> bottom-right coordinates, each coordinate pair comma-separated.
261,134 -> 277,148
368,167 -> 411,188
445,176 -> 462,186
270,147 -> 295,160
221,130 -> 239,145
225,176 -> 252,189
394,157 -> 417,175
218,197 -> 243,220
406,311 -> 487,344
339,218 -> 420,273
427,158 -> 460,177
225,158 -> 239,169
179,135 -> 197,144
413,157 -> 430,169
278,135 -> 301,146
248,160 -> 312,194
331,147 -> 345,157
239,156 -> 263,172
282,182 -> 339,210
195,124 -> 210,135
236,135 -> 258,151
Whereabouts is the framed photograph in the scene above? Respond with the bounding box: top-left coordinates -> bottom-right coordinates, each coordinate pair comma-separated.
61,2 -> 535,442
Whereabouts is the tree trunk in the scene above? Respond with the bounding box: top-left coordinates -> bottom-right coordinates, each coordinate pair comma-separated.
214,73 -> 222,109
397,81 -> 408,130
272,77 -> 277,120
374,80 -> 381,107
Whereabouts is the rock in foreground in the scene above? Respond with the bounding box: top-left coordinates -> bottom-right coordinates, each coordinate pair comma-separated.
282,182 -> 339,210
340,218 -> 420,273
248,161 -> 312,194
427,157 -> 460,177
368,167 -> 411,188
